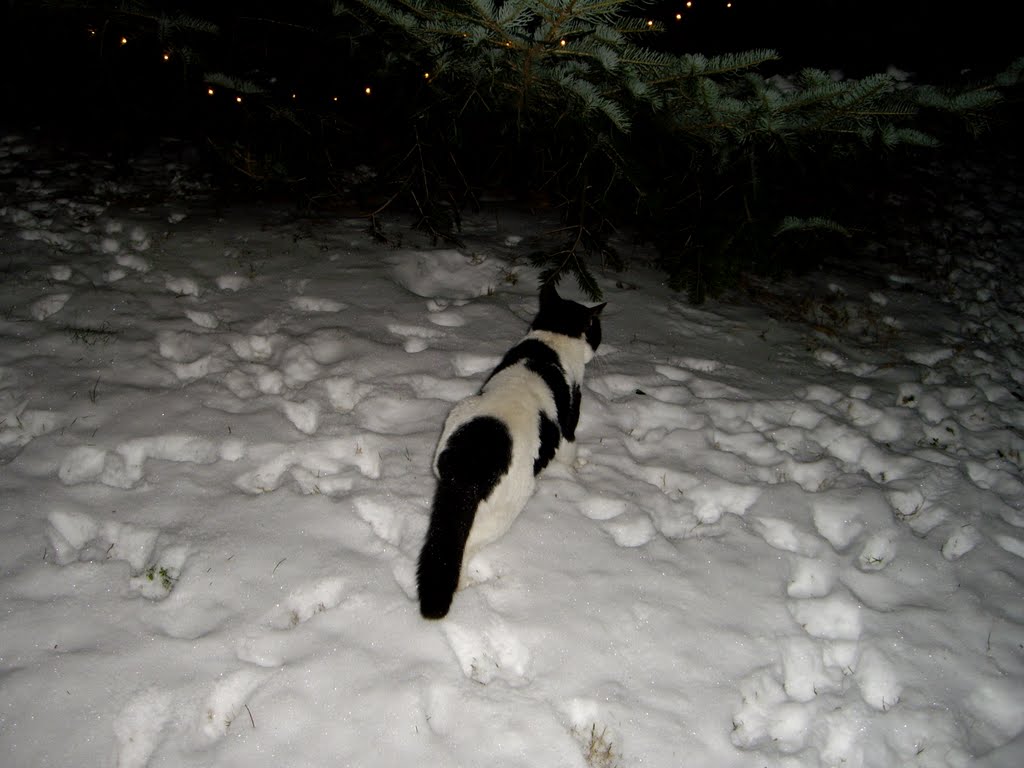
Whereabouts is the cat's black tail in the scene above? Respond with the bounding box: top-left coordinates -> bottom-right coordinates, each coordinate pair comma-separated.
417,481 -> 480,619
417,416 -> 513,619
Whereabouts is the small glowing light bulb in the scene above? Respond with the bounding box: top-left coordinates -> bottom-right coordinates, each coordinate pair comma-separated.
292,93 -> 297,100
423,72 -> 430,79
686,1 -> 692,7
676,13 -> 682,20
559,39 -> 567,47
726,2 -> 732,7
333,96 -> 339,102
207,87 -> 214,96
647,20 -> 654,27
364,86 -> 372,95
120,36 -> 128,45
163,53 -> 170,61
235,95 -> 242,104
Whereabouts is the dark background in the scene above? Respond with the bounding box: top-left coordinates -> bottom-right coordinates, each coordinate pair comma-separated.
0,2 -> 1017,156
657,1 -> 1017,79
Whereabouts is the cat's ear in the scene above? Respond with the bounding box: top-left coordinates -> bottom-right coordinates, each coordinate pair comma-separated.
539,281 -> 561,306
589,302 -> 606,317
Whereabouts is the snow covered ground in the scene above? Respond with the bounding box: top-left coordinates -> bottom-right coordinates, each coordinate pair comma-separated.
1,132 -> 1022,768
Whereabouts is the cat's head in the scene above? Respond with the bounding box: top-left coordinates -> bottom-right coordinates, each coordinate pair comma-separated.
532,283 -> 606,360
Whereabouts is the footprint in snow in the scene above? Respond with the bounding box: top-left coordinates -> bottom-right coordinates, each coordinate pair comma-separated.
672,355 -> 723,373
854,645 -> 902,711
733,640 -> 904,758
856,529 -> 898,571
30,292 -> 71,320
407,373 -> 478,402
289,295 -> 347,313
441,618 -> 533,686
58,434 -> 227,489
787,593 -> 863,641
688,480 -> 761,524
579,496 -> 628,521
278,398 -> 321,435
354,394 -> 444,436
942,524 -> 981,560
236,577 -> 348,667
786,556 -> 839,599
452,352 -> 500,377
165,275 -> 201,297
0,401 -> 62,463
993,534 -> 1024,560
184,309 -> 219,329
157,330 -> 217,364
216,274 -> 250,291
233,436 -> 381,496
353,495 -> 412,548
731,667 -> 815,753
810,487 -> 891,552
115,251 -> 150,272
601,512 -> 658,548
192,668 -> 274,747
169,355 -> 214,383
113,687 -> 174,768
386,322 -> 444,353
967,460 -> 1024,500
323,376 -> 369,412
426,310 -> 465,327
752,517 -> 827,558
45,508 -> 187,600
230,334 -> 277,362
779,635 -> 844,702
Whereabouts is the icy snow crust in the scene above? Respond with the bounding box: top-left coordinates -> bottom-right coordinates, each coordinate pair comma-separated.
1,133 -> 1023,768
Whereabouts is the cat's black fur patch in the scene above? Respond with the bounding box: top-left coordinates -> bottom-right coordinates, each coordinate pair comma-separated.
534,412 -> 561,476
488,340 -> 574,438
585,315 -> 602,352
435,417 -> 513,488
533,283 -> 605,343
418,417 -> 512,619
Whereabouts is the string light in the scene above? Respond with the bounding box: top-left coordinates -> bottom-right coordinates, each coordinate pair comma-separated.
726,2 -> 732,7
676,13 -> 682,20
559,38 -> 567,46
647,20 -> 654,27
235,95 -> 243,104
686,1 -> 692,7
333,95 -> 339,102
423,72 -> 430,79
120,36 -> 128,45
292,93 -> 297,100
364,86 -> 372,95
207,87 -> 215,96
162,52 -> 170,61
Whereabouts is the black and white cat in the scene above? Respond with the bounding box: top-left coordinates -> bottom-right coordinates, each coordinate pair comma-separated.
417,283 -> 605,619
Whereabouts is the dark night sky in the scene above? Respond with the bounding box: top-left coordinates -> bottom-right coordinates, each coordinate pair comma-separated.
654,1 -> 1018,79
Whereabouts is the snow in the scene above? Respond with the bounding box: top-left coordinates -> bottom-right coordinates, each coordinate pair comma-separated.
1,132 -> 1023,768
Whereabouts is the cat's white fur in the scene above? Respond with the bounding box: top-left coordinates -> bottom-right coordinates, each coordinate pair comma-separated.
432,328 -> 592,586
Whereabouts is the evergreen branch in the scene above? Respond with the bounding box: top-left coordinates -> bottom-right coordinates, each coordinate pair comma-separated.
774,216 -> 851,237
204,73 -> 267,94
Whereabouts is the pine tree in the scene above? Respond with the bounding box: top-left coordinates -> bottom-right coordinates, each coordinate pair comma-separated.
345,0 -> 1019,300
19,1 -> 1021,300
